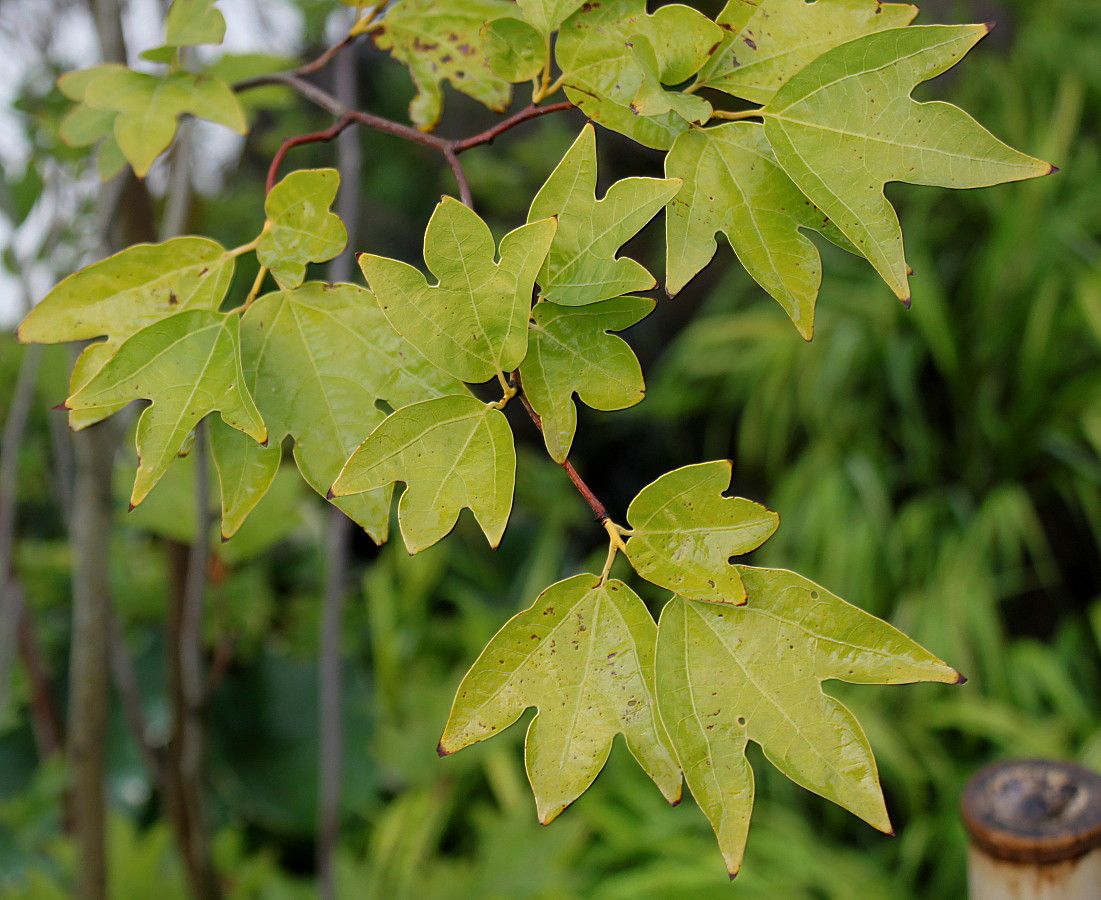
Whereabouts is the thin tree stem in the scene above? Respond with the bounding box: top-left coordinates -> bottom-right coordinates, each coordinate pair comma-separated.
317,43 -> 359,900
238,72 -> 573,204
510,371 -> 610,523
164,423 -> 222,900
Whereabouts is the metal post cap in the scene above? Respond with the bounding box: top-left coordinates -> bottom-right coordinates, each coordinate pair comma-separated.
961,759 -> 1101,864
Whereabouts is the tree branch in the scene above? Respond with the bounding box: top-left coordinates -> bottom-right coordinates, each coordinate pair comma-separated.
510,370 -> 609,524
238,73 -> 573,204
317,45 -> 359,900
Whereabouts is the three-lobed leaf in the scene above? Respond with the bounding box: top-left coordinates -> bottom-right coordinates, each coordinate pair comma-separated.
331,394 -> 515,553
655,567 -> 961,875
257,169 -> 347,289
521,297 -> 652,462
529,123 -> 681,306
625,461 -> 778,604
440,575 -> 682,822
761,25 -> 1054,303
71,66 -> 245,177
66,310 -> 266,508
665,122 -> 855,339
361,197 -> 556,384
230,281 -> 465,542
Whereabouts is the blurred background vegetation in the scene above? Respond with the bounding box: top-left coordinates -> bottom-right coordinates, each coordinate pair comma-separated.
1,0 -> 1099,896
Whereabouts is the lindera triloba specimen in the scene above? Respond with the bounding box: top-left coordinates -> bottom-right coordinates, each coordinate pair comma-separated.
19,0 -> 1055,877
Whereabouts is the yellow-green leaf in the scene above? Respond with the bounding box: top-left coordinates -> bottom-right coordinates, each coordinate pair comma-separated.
440,575 -> 681,822
372,0 -> 514,130
66,310 -> 266,507
696,0 -> 917,104
360,197 -> 556,384
556,0 -> 722,150
761,25 -> 1054,303
529,123 -> 681,306
331,395 -> 515,553
18,237 -> 233,346
521,297 -> 653,462
655,568 -> 961,875
483,17 -> 545,83
256,169 -> 347,290
163,0 -> 226,48
625,461 -> 778,604
80,68 -> 246,176
238,282 -> 465,543
18,236 -> 234,431
208,415 -> 281,541
515,0 -> 585,35
665,122 -> 856,339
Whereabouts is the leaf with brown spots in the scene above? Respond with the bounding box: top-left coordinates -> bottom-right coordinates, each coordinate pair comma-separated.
440,575 -> 682,823
694,0 -> 917,104
372,0 -> 515,130
656,567 -> 962,876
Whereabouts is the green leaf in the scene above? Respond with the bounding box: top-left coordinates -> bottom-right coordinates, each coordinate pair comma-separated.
208,415 -> 281,540
59,102 -> 116,148
163,0 -> 227,48
655,568 -> 962,876
528,123 -> 681,306
332,395 -> 515,553
256,169 -> 347,289
440,575 -> 681,821
360,197 -> 556,384
521,297 -> 653,462
201,54 -> 298,114
372,0 -> 514,130
19,235 -> 235,430
761,25 -> 1054,302
556,0 -> 722,150
124,437 -> 302,563
66,310 -> 266,507
18,236 -> 234,346
665,122 -> 856,339
624,461 -> 778,605
79,68 -> 246,176
515,0 -> 585,35
239,282 -> 465,543
696,0 -> 917,103
483,18 -> 546,83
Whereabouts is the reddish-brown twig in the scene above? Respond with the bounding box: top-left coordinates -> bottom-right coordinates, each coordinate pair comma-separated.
266,113 -> 356,192
240,73 -> 574,202
510,370 -> 610,523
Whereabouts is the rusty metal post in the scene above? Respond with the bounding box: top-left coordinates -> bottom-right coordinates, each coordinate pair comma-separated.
962,759 -> 1101,899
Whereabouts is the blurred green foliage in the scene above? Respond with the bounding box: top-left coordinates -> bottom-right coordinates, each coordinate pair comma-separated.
1,0 -> 1099,896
